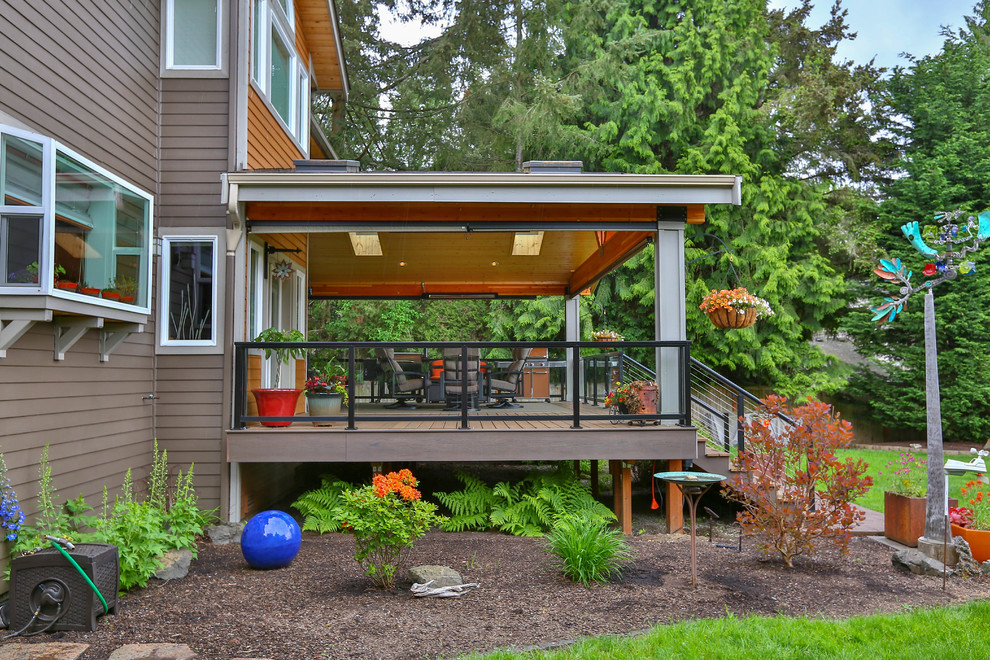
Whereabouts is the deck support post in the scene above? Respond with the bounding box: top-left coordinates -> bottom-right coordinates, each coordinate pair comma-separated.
590,460 -> 599,498
610,460 -> 633,534
665,459 -> 685,534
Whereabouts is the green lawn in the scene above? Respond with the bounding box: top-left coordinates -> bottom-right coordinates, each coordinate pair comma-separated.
836,448 -> 976,513
470,600 -> 990,659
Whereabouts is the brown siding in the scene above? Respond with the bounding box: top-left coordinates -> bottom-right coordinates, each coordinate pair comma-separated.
0,0 -> 159,193
0,1 -> 161,590
247,86 -> 305,169
0,323 -> 155,524
159,77 -> 230,229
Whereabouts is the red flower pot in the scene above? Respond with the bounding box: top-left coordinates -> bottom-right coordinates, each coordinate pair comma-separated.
54,281 -> 78,291
101,291 -> 120,301
951,523 -> 990,563
251,389 -> 303,427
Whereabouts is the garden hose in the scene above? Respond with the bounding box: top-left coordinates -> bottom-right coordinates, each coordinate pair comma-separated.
47,538 -> 109,615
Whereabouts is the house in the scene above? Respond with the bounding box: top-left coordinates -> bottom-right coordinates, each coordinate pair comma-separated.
0,0 -> 741,586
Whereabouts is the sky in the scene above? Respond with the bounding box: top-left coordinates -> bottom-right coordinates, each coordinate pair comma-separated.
381,1 -> 982,71
768,0 -> 980,70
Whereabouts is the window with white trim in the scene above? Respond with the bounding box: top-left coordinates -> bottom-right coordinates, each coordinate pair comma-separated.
164,0 -> 225,73
251,0 -> 309,144
0,124 -> 153,310
161,236 -> 217,346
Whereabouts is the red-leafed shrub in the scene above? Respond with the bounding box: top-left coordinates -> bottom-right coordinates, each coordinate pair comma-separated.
722,396 -> 873,567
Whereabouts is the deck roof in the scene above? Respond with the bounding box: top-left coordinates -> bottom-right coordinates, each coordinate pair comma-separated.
224,170 -> 742,298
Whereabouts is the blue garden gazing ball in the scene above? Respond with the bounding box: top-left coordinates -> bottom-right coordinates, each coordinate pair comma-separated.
240,510 -> 301,569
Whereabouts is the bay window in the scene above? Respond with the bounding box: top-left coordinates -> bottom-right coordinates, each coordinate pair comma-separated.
0,124 -> 153,311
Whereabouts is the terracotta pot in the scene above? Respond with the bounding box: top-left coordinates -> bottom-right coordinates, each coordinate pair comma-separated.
306,392 -> 343,427
120,295 -> 135,303
951,523 -> 990,563
250,389 -> 303,427
54,281 -> 78,291
708,307 -> 757,329
101,291 -> 120,301
79,287 -> 100,296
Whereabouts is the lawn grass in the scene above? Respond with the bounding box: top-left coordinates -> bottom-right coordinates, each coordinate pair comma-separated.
471,600 -> 990,659
836,448 -> 974,513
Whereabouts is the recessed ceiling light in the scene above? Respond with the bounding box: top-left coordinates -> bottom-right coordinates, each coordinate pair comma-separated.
491,261 -> 499,267
399,261 -> 407,267
348,232 -> 382,256
512,231 -> 544,256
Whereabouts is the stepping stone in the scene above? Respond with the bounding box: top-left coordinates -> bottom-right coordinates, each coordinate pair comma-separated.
0,644 -> 89,660
107,644 -> 199,660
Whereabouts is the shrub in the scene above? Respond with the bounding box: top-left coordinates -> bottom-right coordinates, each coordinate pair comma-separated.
435,468 -> 615,536
545,514 -> 633,585
722,396 -> 872,567
335,470 -> 446,589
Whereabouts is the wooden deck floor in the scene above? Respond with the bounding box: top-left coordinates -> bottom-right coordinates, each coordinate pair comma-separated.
226,401 -> 699,463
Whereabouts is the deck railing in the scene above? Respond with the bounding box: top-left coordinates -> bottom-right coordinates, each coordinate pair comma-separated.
232,340 -> 692,430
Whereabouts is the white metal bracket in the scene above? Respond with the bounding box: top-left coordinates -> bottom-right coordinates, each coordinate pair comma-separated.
99,323 -> 143,362
0,319 -> 36,358
54,317 -> 104,361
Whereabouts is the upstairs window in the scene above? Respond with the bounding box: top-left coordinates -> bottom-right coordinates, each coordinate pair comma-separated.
0,124 -> 153,311
163,0 -> 226,76
251,0 -> 309,146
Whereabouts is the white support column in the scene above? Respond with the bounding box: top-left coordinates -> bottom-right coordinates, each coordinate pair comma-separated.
564,294 -> 581,402
655,223 -> 687,421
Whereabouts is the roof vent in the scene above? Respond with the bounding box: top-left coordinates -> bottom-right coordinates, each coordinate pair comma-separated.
521,160 -> 583,174
293,159 -> 360,173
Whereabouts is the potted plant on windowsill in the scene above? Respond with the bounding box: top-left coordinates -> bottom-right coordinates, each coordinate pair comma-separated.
52,264 -> 77,291
251,327 -> 306,427
699,287 -> 774,329
79,281 -> 101,296
115,276 -> 138,303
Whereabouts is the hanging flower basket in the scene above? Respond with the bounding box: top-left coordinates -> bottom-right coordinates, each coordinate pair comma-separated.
699,287 -> 772,329
707,307 -> 757,329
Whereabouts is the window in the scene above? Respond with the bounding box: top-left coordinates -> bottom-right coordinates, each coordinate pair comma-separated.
0,124 -> 153,309
251,0 -> 309,145
163,0 -> 226,75
161,236 -> 217,346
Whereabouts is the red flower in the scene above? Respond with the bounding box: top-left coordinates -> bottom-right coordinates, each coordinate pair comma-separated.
923,263 -> 937,276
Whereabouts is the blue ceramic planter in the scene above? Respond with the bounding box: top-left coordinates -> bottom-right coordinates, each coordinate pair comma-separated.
240,510 -> 301,569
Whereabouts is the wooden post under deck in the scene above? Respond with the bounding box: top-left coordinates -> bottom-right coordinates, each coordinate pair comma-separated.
665,458 -> 685,533
590,459 -> 599,498
609,460 -> 633,534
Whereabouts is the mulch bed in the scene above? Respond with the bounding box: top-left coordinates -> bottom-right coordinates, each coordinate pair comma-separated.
3,524 -> 987,659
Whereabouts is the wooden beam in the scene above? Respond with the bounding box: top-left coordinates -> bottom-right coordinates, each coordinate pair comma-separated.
568,231 -> 651,294
665,459 -> 685,534
309,282 -> 566,298
54,316 -> 104,361
619,463 -> 633,535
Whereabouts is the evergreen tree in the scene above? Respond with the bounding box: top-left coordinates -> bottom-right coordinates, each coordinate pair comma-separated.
840,2 -> 990,442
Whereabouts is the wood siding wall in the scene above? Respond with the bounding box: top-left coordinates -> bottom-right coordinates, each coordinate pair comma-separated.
159,78 -> 231,229
0,0 -> 159,193
0,0 -> 161,577
247,86 -> 305,169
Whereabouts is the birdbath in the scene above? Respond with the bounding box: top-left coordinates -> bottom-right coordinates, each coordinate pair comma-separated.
653,471 -> 727,587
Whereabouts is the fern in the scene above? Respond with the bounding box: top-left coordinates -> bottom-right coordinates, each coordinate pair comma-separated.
291,476 -> 354,533
436,467 -> 615,536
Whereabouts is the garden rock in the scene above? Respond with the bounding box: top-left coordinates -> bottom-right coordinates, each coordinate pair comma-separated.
408,565 -> 463,588
206,522 -> 244,545
107,644 -> 198,660
891,548 -> 948,576
952,537 -> 979,576
153,548 -> 193,581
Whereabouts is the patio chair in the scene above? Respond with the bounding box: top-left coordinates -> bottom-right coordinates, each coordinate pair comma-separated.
375,348 -> 426,409
441,347 -> 481,411
487,347 -> 532,408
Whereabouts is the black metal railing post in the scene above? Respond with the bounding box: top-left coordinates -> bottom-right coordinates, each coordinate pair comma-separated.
571,342 -> 582,428
347,346 -> 357,430
233,344 -> 246,429
460,343 -> 470,429
736,391 -> 746,453
681,344 -> 692,426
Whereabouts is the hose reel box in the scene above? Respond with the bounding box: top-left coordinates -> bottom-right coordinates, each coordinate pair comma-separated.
8,543 -> 119,632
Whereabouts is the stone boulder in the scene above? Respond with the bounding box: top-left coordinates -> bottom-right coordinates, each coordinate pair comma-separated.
892,548 -> 949,576
408,565 -> 463,588
206,522 -> 244,545
153,548 -> 193,581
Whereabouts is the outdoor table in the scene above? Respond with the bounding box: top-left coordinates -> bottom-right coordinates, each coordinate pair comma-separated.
653,471 -> 727,587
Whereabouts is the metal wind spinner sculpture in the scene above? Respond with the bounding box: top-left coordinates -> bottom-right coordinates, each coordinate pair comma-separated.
870,209 -> 990,322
